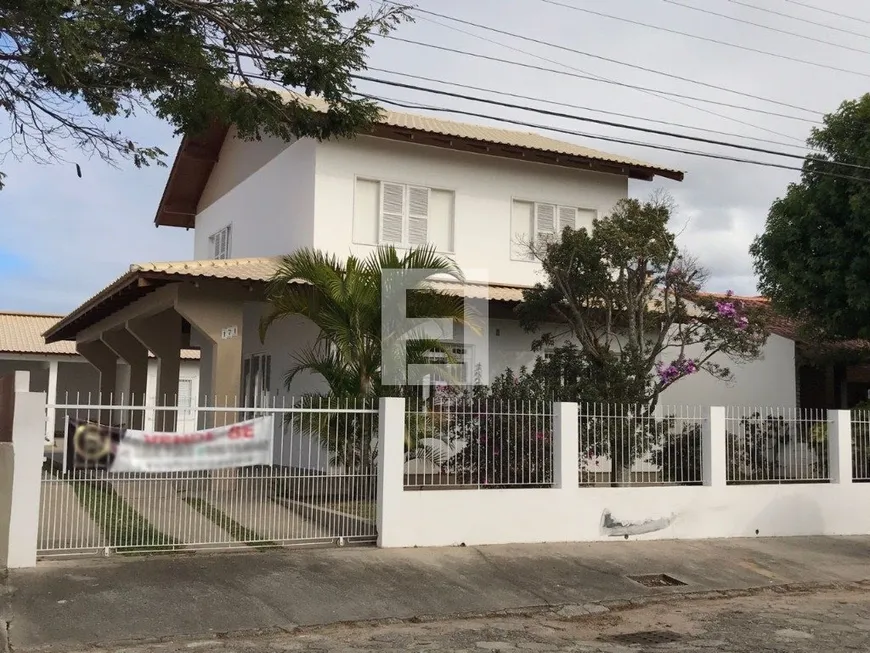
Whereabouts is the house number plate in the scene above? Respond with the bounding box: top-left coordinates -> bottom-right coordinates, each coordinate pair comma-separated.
221,325 -> 239,340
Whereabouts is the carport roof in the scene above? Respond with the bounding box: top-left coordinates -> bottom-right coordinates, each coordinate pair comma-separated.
0,311 -> 200,358
42,257 -> 530,344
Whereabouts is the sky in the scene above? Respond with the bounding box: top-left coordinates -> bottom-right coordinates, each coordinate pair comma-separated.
2,0 -> 870,314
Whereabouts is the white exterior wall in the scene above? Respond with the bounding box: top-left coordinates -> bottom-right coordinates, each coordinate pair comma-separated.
193,130 -> 317,260
311,136 -> 627,287
241,302 -> 331,470
660,334 -> 797,408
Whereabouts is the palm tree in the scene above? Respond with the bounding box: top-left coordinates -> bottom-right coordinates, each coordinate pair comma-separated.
260,245 -> 472,472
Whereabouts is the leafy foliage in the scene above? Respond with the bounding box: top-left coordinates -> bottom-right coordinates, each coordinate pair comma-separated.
261,244 -> 468,398
261,245 -> 470,471
518,193 -> 768,408
648,420 -> 703,485
409,387 -> 553,488
751,94 -> 870,339
726,413 -> 828,483
0,0 -> 409,187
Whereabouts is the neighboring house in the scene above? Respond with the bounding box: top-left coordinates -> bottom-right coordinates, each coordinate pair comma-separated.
38,91 -> 805,426
0,311 -> 201,437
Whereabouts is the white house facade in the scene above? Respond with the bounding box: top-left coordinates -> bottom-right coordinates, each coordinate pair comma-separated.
41,94 -> 799,429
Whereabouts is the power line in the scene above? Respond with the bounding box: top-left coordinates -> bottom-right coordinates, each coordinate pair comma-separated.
353,74 -> 870,172
539,0 -> 870,79
367,67 -> 818,152
728,0 -> 870,39
387,23 -> 820,145
377,1 -> 815,145
359,92 -> 870,184
384,36 -> 819,125
395,3 -> 825,116
664,0 -> 870,54
781,0 -> 870,27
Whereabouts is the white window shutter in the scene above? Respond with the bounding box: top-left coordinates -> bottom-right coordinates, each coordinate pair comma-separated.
211,226 -> 231,260
380,182 -> 405,244
408,186 -> 429,246
535,203 -> 556,244
558,206 -> 577,235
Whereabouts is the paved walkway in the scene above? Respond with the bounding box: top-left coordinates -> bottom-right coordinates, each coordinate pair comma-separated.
8,536 -> 870,651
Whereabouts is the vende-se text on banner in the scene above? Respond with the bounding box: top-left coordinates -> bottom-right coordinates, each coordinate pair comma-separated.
110,415 -> 274,473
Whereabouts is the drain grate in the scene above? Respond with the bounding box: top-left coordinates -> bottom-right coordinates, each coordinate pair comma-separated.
601,630 -> 683,645
627,573 -> 687,587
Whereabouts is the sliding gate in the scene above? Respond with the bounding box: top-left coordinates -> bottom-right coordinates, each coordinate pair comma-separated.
37,398 -> 378,557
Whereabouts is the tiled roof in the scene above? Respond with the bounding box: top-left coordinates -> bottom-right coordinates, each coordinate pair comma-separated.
133,257 -> 529,301
51,256 -> 853,349
0,311 -> 200,359
275,89 -> 683,178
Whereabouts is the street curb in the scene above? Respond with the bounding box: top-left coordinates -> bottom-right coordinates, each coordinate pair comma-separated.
23,578 -> 870,651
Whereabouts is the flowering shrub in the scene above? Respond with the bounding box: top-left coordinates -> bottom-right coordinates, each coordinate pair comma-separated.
655,358 -> 698,388
715,291 -> 750,331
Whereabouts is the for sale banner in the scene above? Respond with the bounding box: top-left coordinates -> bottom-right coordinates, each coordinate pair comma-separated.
110,415 -> 274,473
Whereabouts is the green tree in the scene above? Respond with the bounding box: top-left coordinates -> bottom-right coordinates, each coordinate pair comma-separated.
0,0 -> 408,188
750,94 -> 870,340
517,194 -> 768,482
259,245 -> 469,472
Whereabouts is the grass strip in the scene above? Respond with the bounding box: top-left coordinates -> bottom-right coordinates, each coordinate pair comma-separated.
326,500 -> 376,522
183,497 -> 278,547
68,478 -> 179,553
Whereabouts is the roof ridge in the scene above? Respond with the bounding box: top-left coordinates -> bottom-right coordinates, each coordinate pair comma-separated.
0,310 -> 63,318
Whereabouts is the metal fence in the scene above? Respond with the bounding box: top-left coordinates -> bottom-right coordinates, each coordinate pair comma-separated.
39,395 -> 378,557
403,396 -> 553,488
853,410 -> 870,482
724,406 -> 829,484
578,403 -> 706,487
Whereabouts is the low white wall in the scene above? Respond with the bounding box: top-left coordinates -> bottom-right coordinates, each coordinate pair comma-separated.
377,401 -> 858,549
390,483 -> 863,548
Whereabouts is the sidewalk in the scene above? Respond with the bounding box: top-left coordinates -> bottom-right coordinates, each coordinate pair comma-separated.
8,536 -> 870,651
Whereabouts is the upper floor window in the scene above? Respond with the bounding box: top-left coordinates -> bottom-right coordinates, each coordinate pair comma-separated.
209,225 -> 232,260
510,200 -> 596,261
354,178 -> 455,253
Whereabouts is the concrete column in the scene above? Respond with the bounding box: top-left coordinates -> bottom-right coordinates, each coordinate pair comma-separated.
77,340 -> 119,426
0,371 -> 46,568
376,396 -> 406,548
829,409 -> 853,485
128,311 -> 182,431
553,402 -> 579,489
703,406 -> 727,488
44,360 -> 58,442
174,286 -> 244,427
103,328 -> 149,429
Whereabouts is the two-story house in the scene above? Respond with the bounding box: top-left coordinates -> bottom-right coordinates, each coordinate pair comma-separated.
42,92 -> 799,427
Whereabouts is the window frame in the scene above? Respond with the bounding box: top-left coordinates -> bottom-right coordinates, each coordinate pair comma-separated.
208,224 -> 232,260
510,197 -> 598,262
242,352 -> 272,417
352,175 -> 456,254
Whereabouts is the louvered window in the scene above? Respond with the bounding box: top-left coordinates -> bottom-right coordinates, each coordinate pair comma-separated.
378,182 -> 432,247
209,225 -> 232,260
534,203 -> 587,244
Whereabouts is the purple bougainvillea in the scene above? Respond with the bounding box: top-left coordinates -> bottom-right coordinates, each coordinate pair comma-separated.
655,357 -> 699,387
715,290 -> 750,331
